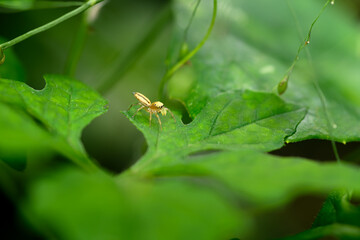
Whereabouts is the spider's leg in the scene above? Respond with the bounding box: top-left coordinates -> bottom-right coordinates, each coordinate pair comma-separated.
165,108 -> 176,122
132,105 -> 145,118
149,112 -> 152,126
128,102 -> 140,111
155,113 -> 162,131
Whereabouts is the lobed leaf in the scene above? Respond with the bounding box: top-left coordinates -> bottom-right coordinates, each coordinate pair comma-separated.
124,90 -> 306,170
0,102 -> 49,170
0,75 -> 108,169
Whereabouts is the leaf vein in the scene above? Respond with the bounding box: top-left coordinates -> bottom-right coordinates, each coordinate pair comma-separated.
208,99 -> 234,136
210,107 -> 305,138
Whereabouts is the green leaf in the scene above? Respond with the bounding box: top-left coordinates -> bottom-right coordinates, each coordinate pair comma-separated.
0,75 -> 108,170
137,150 -> 360,209
26,168 -> 244,240
0,102 -> 49,170
312,191 -> 348,228
289,191 -> 360,240
168,0 -> 360,143
125,89 -> 306,170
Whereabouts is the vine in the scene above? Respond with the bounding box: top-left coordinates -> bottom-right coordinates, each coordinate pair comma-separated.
158,0 -> 217,98
282,0 -> 340,162
0,0 -> 104,52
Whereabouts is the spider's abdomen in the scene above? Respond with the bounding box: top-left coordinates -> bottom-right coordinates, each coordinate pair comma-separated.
133,92 -> 151,106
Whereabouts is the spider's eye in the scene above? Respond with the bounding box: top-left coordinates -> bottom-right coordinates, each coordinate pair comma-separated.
153,101 -> 164,108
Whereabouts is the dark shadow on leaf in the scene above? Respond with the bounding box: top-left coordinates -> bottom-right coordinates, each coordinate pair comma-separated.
164,98 -> 192,124
0,154 -> 26,171
81,113 -> 147,174
255,195 -> 326,240
188,149 -> 223,158
270,140 -> 360,163
0,187 -> 45,240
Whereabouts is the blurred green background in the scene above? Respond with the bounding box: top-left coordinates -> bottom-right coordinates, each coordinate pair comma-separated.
0,0 -> 359,239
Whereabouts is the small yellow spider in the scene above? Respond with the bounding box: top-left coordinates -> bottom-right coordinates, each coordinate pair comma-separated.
128,92 -> 176,129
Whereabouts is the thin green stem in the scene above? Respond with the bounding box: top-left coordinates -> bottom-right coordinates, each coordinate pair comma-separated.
278,0 -> 332,95
158,0 -> 217,98
174,0 -> 201,68
161,0 -> 201,86
284,0 -> 331,77
0,0 -> 104,50
97,3 -> 172,95
305,0 -> 331,44
311,65 -> 341,163
286,0 -> 341,163
183,0 -> 202,45
64,11 -> 89,77
304,7 -> 341,163
331,138 -> 341,162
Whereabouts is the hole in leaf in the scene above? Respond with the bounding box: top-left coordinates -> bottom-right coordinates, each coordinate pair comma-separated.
81,113 -> 144,174
165,99 -> 192,124
270,140 -> 360,162
181,108 -> 192,124
23,75 -> 46,91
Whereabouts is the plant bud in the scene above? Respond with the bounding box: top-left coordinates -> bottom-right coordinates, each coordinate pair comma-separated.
277,75 -> 289,95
